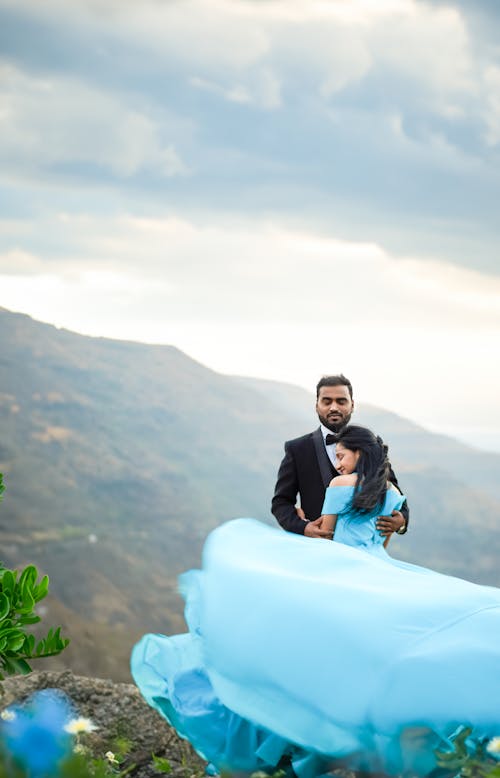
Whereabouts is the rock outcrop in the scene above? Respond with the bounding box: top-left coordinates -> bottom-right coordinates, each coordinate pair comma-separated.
0,670 -> 206,778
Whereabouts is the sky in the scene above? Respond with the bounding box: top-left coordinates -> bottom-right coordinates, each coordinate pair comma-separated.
1,0 -> 499,451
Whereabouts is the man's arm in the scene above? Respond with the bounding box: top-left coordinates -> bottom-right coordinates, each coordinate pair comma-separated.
376,464 -> 410,538
387,463 -> 410,531
271,444 -> 308,534
272,442 -> 332,538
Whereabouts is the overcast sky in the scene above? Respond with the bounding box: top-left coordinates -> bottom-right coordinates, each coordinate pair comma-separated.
1,0 -> 499,450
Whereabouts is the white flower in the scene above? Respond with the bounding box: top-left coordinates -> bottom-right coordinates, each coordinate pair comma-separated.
73,743 -> 87,755
487,737 -> 500,758
0,709 -> 16,721
64,716 -> 98,734
105,751 -> 119,764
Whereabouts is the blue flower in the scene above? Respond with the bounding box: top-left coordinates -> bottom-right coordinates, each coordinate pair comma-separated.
1,689 -> 73,776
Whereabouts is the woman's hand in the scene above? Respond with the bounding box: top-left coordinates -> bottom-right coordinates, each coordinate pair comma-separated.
296,506 -> 334,539
304,517 -> 333,539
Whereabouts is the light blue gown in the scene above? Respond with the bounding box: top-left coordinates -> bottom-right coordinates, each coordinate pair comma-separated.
131,487 -> 500,777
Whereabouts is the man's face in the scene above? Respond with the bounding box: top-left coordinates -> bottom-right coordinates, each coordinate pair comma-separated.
316,385 -> 354,432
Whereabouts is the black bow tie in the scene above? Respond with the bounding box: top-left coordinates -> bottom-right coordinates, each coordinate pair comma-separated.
325,433 -> 338,445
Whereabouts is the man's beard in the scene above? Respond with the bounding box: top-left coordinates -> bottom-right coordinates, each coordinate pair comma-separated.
318,411 -> 352,433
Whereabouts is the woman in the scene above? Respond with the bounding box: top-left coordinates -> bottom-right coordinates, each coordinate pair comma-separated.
131,427 -> 500,778
320,425 -> 407,557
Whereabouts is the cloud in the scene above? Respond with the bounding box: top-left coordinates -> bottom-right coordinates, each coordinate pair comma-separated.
482,66 -> 500,146
1,0 -> 499,279
1,211 -> 498,332
189,69 -> 282,109
0,63 -> 190,179
0,0 -> 500,434
371,4 -> 474,95
0,249 -> 45,275
1,212 -> 499,432
0,1 -> 479,104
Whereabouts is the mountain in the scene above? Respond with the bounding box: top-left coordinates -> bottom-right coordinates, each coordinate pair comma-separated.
0,307 -> 499,681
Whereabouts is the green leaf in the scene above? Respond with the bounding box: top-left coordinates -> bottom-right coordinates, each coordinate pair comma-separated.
17,566 -> 37,614
25,633 -> 36,655
9,657 -> 32,675
18,588 -> 35,615
35,638 -> 46,656
0,570 -> 16,595
113,736 -> 132,756
6,631 -> 25,652
1,627 -> 23,642
455,728 -> 473,756
15,613 -> 41,626
19,564 -> 37,596
152,754 -> 172,773
0,592 -> 10,620
33,575 -> 49,602
436,751 -> 465,763
1,655 -> 32,676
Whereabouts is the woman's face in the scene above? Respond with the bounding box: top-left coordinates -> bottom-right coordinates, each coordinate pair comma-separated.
334,443 -> 360,475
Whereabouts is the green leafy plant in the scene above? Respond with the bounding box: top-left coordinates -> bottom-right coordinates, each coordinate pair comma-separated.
0,561 -> 70,679
57,739 -> 133,778
436,727 -> 500,778
151,753 -> 172,773
0,473 -> 69,679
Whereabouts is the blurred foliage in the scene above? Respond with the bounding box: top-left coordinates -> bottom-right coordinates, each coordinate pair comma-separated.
436,727 -> 500,778
0,561 -> 70,680
0,474 -> 69,680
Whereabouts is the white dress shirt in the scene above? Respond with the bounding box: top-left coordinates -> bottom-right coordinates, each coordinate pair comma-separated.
321,423 -> 337,466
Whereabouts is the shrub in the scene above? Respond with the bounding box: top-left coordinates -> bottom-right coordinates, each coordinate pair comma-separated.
0,473 -> 69,679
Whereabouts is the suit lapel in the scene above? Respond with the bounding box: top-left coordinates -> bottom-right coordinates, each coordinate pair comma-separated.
312,427 -> 335,488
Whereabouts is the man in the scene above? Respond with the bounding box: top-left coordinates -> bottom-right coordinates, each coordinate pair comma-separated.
271,374 -> 409,540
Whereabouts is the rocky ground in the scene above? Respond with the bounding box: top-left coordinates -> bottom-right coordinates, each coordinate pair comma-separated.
0,670 -> 207,778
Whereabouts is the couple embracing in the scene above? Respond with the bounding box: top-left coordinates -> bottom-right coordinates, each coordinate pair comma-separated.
272,373 -> 408,543
132,373 -> 500,778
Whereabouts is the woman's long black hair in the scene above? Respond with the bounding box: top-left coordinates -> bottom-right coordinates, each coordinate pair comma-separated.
335,425 -> 389,512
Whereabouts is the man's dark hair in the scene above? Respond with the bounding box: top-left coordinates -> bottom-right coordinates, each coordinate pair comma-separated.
316,374 -> 353,400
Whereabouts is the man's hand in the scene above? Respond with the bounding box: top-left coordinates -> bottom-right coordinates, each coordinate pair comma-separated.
296,506 -> 333,539
304,517 -> 333,539
376,510 -> 405,537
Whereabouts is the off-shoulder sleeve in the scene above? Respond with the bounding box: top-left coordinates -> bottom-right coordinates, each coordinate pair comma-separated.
321,486 -> 353,515
382,489 -> 406,515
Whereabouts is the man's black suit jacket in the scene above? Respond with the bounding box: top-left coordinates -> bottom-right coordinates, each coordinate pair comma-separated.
271,427 -> 409,535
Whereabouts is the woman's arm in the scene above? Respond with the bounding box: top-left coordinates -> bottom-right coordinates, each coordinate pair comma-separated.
320,513 -> 337,535
320,475 -> 355,536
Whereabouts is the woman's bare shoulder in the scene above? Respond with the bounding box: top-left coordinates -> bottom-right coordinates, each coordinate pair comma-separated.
329,475 -> 357,487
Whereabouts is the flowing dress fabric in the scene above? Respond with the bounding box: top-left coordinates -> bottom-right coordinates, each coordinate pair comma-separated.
131,488 -> 500,776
